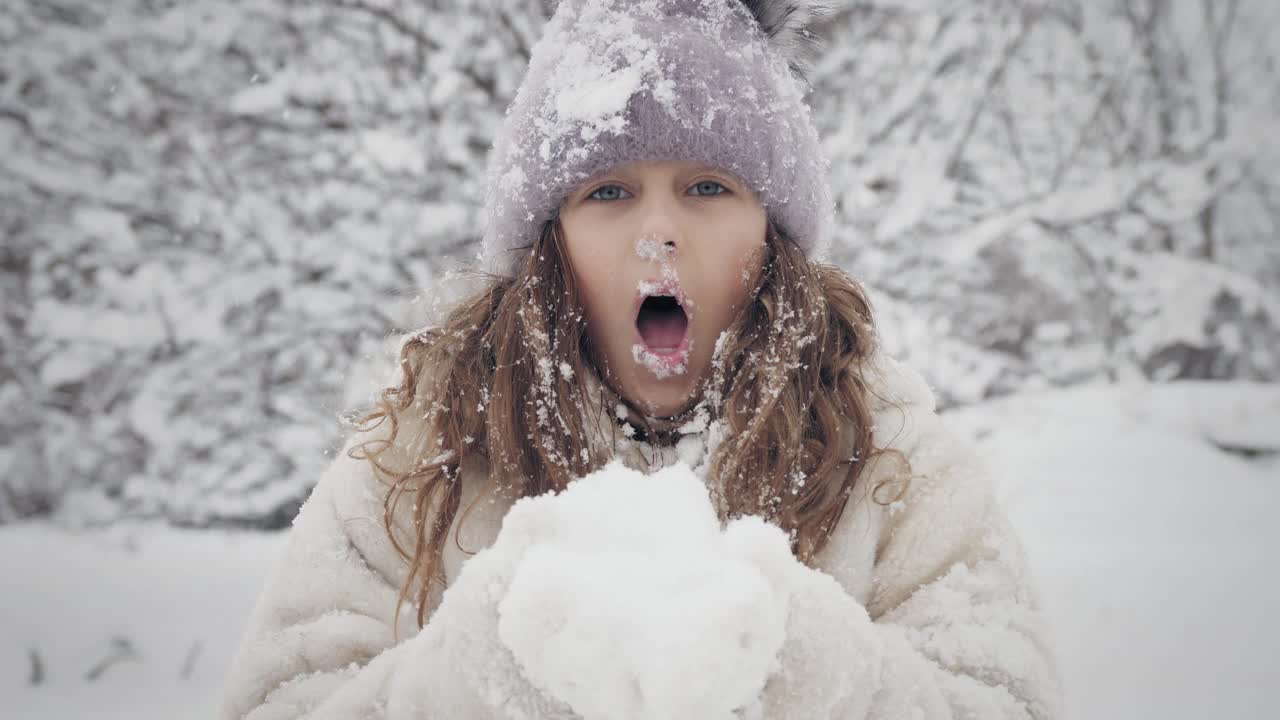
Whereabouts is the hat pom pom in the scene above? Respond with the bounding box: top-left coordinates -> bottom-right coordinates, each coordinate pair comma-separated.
540,1 -> 834,77
739,0 -> 835,76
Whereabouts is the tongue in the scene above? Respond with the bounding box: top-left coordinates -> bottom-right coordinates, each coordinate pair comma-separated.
637,305 -> 687,350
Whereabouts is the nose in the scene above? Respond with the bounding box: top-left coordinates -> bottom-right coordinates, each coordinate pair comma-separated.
636,193 -> 682,258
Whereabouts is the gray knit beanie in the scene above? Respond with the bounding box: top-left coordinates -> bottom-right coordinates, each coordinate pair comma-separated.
478,0 -> 834,277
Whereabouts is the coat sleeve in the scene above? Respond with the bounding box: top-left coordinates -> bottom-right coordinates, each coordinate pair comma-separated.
219,430 -> 490,720
763,361 -> 1064,719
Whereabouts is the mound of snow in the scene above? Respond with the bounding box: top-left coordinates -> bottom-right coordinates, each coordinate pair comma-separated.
944,381 -> 1280,720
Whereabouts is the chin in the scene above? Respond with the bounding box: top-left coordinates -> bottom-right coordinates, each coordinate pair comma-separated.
629,376 -> 698,418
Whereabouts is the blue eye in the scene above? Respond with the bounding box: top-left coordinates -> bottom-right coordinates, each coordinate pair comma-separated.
690,180 -> 728,197
588,184 -> 631,201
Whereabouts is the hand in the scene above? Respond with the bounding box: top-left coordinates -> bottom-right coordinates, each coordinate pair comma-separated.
758,563 -> 883,720
388,532 -> 576,720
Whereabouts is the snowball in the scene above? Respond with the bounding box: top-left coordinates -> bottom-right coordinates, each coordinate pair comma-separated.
495,461 -> 795,720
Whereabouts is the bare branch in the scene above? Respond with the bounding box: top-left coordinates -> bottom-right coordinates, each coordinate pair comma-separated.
84,636 -> 139,683
27,648 -> 43,686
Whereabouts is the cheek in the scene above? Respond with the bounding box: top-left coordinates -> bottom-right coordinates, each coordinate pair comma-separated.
565,253 -> 628,357
700,246 -> 764,330
723,207 -> 766,266
721,223 -> 767,296
572,262 -> 611,329
562,225 -> 611,312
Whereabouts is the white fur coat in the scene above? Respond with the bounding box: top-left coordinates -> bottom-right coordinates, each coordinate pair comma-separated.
221,351 -> 1062,719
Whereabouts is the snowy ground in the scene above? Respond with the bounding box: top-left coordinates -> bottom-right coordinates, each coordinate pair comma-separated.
3,380 -> 1277,719
944,381 -> 1280,719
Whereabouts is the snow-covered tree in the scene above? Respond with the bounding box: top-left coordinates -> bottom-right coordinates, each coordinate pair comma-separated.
0,0 -> 539,525
813,0 -> 1280,403
2,0 -> 1276,524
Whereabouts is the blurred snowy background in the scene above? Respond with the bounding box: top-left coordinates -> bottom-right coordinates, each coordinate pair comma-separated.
1,1 -> 1277,718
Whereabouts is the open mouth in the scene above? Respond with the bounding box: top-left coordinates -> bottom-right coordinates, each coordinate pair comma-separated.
636,294 -> 690,355
631,279 -> 693,379
632,294 -> 686,353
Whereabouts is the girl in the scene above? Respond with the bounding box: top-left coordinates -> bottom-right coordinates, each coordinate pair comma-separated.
223,1 -> 1062,718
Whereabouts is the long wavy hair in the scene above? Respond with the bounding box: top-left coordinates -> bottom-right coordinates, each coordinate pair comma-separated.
350,219 -> 907,629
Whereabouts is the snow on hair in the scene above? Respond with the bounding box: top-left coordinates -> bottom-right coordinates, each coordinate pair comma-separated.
352,221 -> 907,630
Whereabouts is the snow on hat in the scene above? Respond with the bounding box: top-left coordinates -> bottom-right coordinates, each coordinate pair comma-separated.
478,0 -> 835,276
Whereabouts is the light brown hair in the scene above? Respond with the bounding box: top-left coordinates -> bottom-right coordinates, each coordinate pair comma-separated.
350,219 -> 904,629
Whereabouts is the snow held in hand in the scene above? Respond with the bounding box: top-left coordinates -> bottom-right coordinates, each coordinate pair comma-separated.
484,460 -> 795,719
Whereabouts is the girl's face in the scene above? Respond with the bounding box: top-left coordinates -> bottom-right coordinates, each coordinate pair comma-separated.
558,159 -> 767,417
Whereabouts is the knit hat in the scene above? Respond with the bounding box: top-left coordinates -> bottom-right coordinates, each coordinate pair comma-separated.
478,0 -> 835,276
